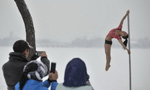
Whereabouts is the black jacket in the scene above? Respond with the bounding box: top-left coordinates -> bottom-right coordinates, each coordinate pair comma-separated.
2,52 -> 29,89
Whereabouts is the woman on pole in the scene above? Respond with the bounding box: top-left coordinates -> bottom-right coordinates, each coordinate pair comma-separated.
105,10 -> 130,71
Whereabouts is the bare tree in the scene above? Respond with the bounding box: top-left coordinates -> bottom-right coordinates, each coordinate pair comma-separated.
14,0 -> 36,60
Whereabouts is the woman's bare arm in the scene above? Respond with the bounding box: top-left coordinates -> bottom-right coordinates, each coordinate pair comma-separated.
119,10 -> 130,27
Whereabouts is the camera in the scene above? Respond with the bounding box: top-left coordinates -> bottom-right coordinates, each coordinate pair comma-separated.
50,62 -> 56,73
31,51 -> 43,60
36,51 -> 43,56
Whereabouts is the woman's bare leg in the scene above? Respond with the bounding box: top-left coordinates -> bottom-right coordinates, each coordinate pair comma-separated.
105,44 -> 111,71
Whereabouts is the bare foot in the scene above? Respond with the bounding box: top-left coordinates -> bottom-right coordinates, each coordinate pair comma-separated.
105,64 -> 111,71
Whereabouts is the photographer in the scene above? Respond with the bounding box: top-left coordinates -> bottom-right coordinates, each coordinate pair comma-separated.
2,40 -> 32,90
15,51 -> 58,90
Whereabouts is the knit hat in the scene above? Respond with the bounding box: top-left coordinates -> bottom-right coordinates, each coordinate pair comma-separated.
13,40 -> 33,53
23,60 -> 49,81
63,58 -> 89,87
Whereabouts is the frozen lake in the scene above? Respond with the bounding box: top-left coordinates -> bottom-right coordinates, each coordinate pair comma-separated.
0,46 -> 150,90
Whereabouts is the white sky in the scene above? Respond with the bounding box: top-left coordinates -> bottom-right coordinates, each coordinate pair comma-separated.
0,0 -> 150,42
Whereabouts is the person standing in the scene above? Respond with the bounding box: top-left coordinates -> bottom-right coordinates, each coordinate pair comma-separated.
2,40 -> 32,90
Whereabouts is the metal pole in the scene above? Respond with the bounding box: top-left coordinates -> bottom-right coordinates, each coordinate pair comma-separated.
127,14 -> 132,90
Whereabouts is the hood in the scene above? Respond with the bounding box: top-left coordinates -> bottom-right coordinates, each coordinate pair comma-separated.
63,58 -> 88,87
9,52 -> 28,62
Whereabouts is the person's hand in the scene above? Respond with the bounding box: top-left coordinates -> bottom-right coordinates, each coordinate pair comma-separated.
126,10 -> 130,16
127,49 -> 130,54
49,70 -> 58,81
40,51 -> 47,57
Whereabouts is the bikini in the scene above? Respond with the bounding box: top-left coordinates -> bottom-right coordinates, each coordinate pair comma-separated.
105,26 -> 122,45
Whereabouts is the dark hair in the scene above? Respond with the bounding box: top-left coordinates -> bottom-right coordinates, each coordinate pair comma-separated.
122,35 -> 129,47
19,63 -> 38,90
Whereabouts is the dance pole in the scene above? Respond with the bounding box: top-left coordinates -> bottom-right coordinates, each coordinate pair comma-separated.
127,14 -> 132,90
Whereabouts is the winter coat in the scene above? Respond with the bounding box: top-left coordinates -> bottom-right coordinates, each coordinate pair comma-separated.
56,58 -> 94,90
56,83 -> 93,90
2,52 -> 29,89
15,79 -> 58,90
